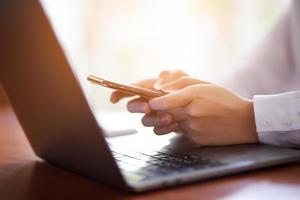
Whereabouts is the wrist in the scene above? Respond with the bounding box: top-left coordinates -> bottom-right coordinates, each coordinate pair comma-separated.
242,99 -> 259,143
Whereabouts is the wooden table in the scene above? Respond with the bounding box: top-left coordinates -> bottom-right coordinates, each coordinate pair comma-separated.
0,106 -> 300,200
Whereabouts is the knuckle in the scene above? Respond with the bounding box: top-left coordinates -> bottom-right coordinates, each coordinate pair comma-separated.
141,115 -> 149,126
185,103 -> 200,117
187,121 -> 199,132
171,122 -> 180,132
159,70 -> 171,78
174,70 -> 186,76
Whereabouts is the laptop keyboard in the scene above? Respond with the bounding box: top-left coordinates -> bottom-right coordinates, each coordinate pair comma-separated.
111,148 -> 226,179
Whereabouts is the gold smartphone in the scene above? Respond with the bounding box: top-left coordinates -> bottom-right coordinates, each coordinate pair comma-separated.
87,75 -> 166,99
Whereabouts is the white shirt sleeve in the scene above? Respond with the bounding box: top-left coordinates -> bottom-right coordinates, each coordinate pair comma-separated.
253,91 -> 300,148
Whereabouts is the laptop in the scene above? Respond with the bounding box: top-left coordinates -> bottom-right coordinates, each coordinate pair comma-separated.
0,0 -> 300,192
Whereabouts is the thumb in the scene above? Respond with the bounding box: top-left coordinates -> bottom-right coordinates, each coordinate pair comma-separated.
161,77 -> 208,93
149,87 -> 195,110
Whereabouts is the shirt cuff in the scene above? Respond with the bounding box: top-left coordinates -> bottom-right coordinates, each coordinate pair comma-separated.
253,91 -> 300,147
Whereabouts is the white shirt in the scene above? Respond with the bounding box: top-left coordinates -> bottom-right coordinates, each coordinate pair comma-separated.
224,1 -> 300,148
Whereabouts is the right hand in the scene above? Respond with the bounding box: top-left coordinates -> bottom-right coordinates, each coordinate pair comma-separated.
109,70 -> 208,133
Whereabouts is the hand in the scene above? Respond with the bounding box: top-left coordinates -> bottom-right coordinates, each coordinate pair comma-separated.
110,70 -> 208,113
110,70 -> 190,104
110,70 -> 201,113
145,84 -> 258,146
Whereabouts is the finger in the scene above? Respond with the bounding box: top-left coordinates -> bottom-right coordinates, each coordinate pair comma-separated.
153,122 -> 181,135
161,71 -> 187,87
153,71 -> 172,90
161,77 -> 209,93
127,98 -> 151,113
154,70 -> 187,90
157,108 -> 188,122
149,86 -> 196,111
110,78 -> 157,103
134,78 -> 157,89
141,113 -> 173,127
110,90 -> 132,103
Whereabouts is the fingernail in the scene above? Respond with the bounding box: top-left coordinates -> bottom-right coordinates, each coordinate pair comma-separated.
160,114 -> 172,125
110,96 -> 118,104
153,79 -> 163,90
143,103 -> 151,113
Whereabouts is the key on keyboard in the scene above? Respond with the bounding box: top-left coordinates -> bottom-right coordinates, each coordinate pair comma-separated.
112,150 -> 226,178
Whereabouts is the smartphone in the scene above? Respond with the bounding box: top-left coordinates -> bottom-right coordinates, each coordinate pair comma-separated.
87,75 -> 166,99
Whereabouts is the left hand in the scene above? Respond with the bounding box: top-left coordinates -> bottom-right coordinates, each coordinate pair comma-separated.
139,84 -> 258,146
